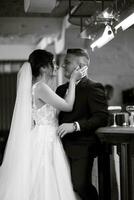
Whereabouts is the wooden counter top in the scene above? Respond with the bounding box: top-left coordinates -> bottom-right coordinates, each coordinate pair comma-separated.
96,126 -> 134,145
96,126 -> 134,135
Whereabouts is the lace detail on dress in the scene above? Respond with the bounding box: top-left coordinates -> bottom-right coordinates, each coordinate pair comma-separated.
32,83 -> 58,127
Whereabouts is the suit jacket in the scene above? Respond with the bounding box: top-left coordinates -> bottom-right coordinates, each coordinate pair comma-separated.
56,77 -> 108,158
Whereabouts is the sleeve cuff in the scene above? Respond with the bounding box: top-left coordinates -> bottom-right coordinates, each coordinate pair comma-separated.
75,122 -> 80,131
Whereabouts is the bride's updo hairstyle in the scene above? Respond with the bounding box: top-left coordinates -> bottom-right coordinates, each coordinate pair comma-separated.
28,49 -> 54,78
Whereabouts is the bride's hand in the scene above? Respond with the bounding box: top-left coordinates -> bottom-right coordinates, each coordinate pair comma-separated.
80,65 -> 88,77
70,66 -> 88,82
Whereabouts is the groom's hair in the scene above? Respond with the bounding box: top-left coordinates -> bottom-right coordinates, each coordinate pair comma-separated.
67,48 -> 90,67
67,48 -> 90,60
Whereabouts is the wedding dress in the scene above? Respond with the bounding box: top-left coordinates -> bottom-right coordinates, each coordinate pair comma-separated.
30,82 -> 79,200
0,63 -> 79,200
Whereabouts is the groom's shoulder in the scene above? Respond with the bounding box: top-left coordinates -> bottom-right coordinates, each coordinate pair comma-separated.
56,82 -> 69,95
57,82 -> 69,89
82,77 -> 105,94
83,77 -> 103,87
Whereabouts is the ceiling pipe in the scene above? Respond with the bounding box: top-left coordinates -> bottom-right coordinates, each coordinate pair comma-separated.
24,0 -> 58,13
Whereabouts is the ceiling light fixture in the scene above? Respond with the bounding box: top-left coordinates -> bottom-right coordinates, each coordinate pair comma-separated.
87,6 -> 134,51
68,0 -> 134,51
95,7 -> 119,24
90,25 -> 115,51
80,24 -> 105,40
115,11 -> 134,31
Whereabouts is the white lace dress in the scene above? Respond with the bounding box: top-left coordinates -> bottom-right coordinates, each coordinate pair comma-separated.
30,84 -> 79,200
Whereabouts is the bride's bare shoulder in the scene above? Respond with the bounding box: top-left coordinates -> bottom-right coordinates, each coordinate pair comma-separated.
34,82 -> 51,95
33,81 -> 46,89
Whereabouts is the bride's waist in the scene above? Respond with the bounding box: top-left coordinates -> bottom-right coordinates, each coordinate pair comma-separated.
34,118 -> 58,126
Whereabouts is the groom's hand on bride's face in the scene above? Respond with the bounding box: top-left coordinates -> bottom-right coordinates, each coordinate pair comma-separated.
57,123 -> 74,138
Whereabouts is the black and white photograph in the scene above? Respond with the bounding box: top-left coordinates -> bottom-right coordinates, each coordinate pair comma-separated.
0,0 -> 134,200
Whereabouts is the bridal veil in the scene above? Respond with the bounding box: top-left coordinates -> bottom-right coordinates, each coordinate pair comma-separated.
0,62 -> 32,200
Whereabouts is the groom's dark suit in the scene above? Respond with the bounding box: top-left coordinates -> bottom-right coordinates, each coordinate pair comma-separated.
56,77 -> 108,200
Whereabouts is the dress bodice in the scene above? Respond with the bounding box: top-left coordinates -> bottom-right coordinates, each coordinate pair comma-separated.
32,83 -> 58,127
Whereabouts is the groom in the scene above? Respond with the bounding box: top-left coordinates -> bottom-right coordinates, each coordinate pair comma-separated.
56,48 -> 108,200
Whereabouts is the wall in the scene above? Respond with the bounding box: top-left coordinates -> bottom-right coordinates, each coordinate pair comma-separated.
0,45 -> 34,60
66,26 -> 134,105
0,24 -> 133,106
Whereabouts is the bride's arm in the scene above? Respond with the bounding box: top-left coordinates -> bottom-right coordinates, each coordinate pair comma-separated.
38,77 -> 76,112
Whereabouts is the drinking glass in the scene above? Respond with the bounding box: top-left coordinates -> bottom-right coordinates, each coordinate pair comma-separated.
108,106 -> 122,127
126,105 -> 134,127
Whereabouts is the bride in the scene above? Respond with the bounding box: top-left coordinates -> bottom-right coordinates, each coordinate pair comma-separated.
0,49 -> 85,200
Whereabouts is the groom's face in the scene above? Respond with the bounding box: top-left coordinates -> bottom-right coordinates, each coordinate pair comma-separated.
63,54 -> 79,79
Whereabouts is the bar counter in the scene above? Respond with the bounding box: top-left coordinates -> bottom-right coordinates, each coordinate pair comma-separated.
96,126 -> 134,200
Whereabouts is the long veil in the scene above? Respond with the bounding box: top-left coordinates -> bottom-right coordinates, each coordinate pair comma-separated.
0,62 -> 32,200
